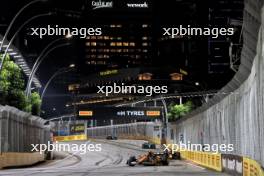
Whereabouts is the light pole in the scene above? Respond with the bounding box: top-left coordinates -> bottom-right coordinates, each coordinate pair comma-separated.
160,97 -> 169,145
26,37 -> 64,94
0,0 -> 48,52
194,81 -> 208,103
0,12 -> 53,72
26,40 -> 71,97
40,64 -> 75,100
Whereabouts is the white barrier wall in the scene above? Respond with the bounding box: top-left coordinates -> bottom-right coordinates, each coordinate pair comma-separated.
0,105 -> 51,153
173,2 -> 264,167
0,105 -> 51,168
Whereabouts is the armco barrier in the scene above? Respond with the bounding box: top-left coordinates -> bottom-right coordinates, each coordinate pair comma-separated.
180,150 -> 264,175
148,137 -> 161,145
0,152 -> 44,169
53,134 -> 87,142
243,157 -> 264,176
180,150 -> 222,172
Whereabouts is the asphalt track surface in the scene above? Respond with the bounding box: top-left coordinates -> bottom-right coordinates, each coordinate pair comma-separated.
0,140 -> 230,176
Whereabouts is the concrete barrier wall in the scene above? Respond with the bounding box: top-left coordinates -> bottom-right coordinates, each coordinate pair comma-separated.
0,105 -> 51,153
173,2 -> 264,168
0,105 -> 51,168
0,152 -> 45,169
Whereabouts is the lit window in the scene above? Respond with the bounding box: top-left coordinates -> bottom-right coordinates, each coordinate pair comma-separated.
116,42 -> 122,46
86,42 -> 90,46
170,73 -> 183,81
117,37 -> 122,40
123,42 -> 129,46
142,24 -> 148,28
104,36 -> 110,40
97,55 -> 104,59
142,37 -> 148,40
97,61 -> 106,65
97,36 -> 103,39
91,42 -> 97,46
110,42 -> 116,46
98,43 -> 106,46
91,36 -> 96,40
142,42 -> 148,46
87,36 -> 91,39
129,42 -> 135,46
123,49 -> 129,52
110,24 -> 122,28
138,73 -> 152,80
117,49 -> 122,53
143,49 -> 148,53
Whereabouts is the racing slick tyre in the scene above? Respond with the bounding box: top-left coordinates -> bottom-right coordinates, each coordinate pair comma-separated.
127,156 -> 137,166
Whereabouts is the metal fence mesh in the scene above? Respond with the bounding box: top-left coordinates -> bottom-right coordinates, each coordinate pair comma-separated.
86,122 -> 161,140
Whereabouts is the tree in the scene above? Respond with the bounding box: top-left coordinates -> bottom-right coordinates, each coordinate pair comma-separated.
0,54 -> 42,115
0,55 -> 41,115
0,54 -> 27,109
31,92 -> 41,116
168,101 -> 193,120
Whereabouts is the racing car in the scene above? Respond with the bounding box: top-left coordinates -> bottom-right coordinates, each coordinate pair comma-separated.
126,151 -> 169,166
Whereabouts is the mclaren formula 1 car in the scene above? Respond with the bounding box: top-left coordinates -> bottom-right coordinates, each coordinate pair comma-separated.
126,151 -> 169,166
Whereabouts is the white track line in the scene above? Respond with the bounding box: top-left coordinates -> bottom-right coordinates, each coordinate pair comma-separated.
185,162 -> 206,170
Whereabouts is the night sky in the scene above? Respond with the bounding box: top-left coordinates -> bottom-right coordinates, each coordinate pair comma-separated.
0,0 -> 243,118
